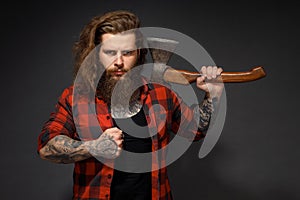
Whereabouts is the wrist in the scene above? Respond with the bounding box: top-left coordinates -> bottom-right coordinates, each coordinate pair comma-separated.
205,92 -> 220,102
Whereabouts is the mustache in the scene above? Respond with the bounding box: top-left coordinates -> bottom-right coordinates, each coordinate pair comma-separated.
106,67 -> 128,73
106,69 -> 128,74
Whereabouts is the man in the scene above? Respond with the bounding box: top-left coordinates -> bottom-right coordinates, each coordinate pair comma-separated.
37,10 -> 223,200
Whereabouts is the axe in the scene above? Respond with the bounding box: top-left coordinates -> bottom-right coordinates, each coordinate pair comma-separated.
147,37 -> 266,159
147,37 -> 266,84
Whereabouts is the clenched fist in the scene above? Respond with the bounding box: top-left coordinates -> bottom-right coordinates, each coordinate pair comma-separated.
84,127 -> 124,159
196,66 -> 224,100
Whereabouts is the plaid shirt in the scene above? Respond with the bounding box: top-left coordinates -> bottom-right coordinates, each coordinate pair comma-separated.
38,82 -> 207,200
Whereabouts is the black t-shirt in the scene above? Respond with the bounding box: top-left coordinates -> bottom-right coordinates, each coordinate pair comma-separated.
110,109 -> 152,200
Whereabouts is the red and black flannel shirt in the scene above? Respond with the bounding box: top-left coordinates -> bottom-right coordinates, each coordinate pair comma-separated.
37,82 -> 206,200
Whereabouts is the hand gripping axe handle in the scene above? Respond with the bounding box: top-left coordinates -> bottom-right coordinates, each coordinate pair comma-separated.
147,37 -> 266,84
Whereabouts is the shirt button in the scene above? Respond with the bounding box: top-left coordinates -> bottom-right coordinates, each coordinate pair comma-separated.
108,174 -> 112,179
105,194 -> 109,198
106,115 -> 110,120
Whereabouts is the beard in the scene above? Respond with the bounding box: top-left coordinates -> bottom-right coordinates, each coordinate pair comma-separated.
97,67 -> 142,107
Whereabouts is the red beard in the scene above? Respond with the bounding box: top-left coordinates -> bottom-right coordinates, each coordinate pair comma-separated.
97,68 -> 142,105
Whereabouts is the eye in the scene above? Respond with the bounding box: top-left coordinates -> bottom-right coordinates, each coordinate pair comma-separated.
103,50 -> 117,56
122,50 -> 135,56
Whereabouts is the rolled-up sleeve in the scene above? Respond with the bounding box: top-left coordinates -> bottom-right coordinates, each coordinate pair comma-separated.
37,87 -> 76,152
171,92 -> 213,142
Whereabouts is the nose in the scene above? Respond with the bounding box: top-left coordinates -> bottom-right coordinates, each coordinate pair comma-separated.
114,52 -> 124,68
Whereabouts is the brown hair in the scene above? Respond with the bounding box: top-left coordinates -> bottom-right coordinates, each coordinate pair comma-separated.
72,10 -> 146,79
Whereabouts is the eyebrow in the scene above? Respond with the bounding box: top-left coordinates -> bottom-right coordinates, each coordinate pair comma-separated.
101,49 -> 137,54
102,48 -> 136,51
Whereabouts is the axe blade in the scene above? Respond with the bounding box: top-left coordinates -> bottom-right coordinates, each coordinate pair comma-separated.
147,37 -> 179,64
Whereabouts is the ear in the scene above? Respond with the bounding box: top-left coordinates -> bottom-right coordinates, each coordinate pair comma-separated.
137,49 -> 140,57
136,49 -> 140,62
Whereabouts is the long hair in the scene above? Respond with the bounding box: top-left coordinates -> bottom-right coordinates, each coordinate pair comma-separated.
72,10 -> 147,80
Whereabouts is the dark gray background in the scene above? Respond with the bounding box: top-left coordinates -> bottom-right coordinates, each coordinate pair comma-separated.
1,0 -> 299,199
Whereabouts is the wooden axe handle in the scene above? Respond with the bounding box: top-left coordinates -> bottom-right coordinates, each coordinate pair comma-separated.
163,66 -> 266,84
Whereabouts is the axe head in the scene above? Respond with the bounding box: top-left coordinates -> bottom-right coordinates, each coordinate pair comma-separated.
147,37 -> 179,64
145,37 -> 179,83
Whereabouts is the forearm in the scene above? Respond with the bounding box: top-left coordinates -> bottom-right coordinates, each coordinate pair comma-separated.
198,96 -> 214,131
39,135 -> 92,164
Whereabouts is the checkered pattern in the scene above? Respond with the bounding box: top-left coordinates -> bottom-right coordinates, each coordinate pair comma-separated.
37,82 -> 205,200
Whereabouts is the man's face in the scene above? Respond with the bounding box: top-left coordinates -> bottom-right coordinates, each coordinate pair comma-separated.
99,33 -> 138,80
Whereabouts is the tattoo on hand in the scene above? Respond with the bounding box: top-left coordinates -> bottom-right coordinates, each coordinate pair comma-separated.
84,134 -> 119,159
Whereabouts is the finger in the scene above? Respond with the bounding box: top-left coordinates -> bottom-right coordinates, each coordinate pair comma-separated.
109,127 -> 121,131
217,67 -> 223,75
201,66 -> 207,77
115,139 -> 123,147
196,76 -> 209,92
212,66 -> 218,78
196,76 -> 205,85
119,140 -> 123,148
206,66 -> 213,79
102,132 -> 117,142
115,147 -> 122,157
196,76 -> 206,89
105,127 -> 121,134
110,132 -> 123,141
112,132 -> 123,139
107,127 -> 122,135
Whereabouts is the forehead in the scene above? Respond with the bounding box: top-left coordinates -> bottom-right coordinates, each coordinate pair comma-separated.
101,33 -> 136,50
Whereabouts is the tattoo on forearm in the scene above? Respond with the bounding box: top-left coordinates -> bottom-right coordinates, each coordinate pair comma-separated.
39,133 -> 120,163
40,135 -> 91,164
198,98 -> 214,131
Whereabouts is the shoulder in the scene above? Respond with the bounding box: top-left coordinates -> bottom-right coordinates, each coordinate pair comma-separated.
57,85 -> 74,105
58,85 -> 73,97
